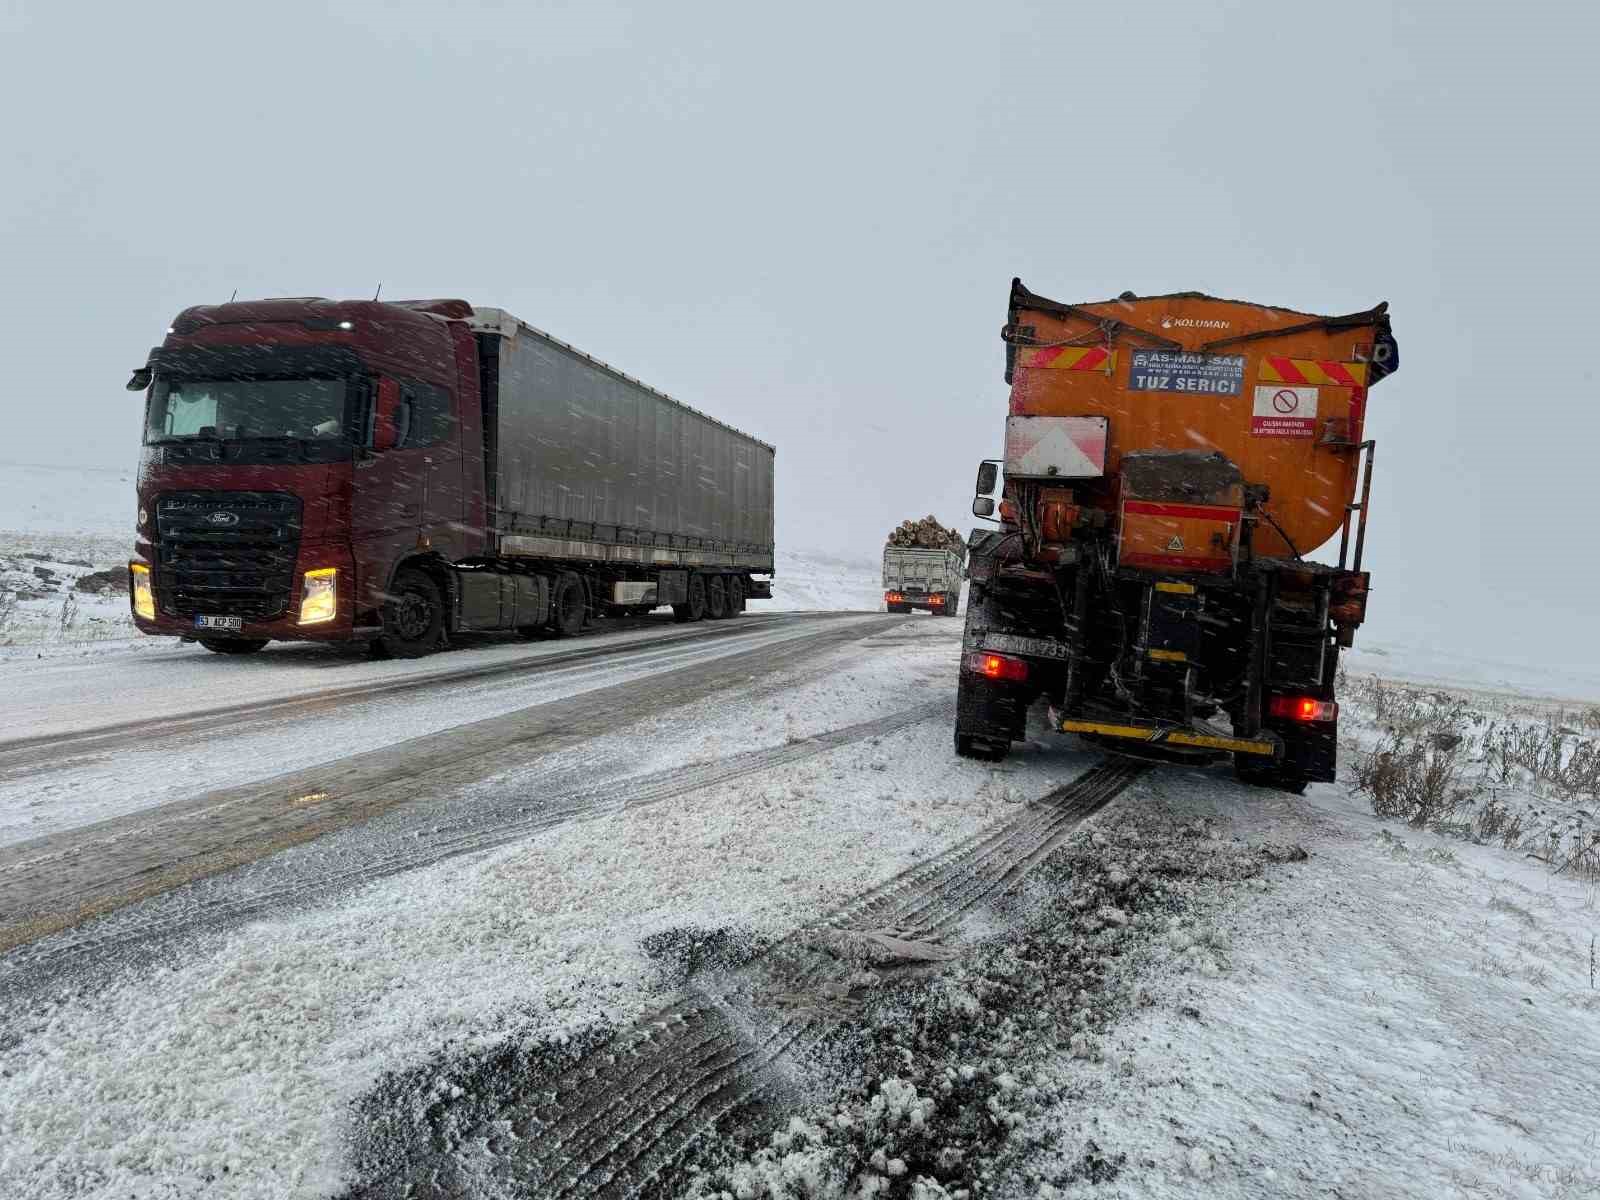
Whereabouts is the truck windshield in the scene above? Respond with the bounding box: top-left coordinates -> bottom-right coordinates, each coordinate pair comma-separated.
145,378 -> 350,443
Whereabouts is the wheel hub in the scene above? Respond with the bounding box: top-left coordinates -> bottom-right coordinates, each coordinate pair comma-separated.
394,590 -> 431,639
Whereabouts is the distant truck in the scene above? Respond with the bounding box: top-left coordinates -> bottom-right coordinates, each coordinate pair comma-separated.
882,547 -> 964,615
957,280 -> 1398,793
125,298 -> 775,657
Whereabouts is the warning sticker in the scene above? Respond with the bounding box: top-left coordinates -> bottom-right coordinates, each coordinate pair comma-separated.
1165,535 -> 1184,552
1252,385 -> 1318,438
1128,349 -> 1246,395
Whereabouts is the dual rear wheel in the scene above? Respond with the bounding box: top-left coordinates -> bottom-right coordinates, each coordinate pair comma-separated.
674,573 -> 744,623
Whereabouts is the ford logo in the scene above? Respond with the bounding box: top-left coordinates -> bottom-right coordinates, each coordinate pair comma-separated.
207,511 -> 240,527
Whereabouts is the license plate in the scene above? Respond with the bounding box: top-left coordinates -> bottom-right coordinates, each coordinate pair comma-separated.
195,615 -> 244,632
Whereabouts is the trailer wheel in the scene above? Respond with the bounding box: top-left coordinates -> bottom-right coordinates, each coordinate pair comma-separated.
199,638 -> 269,655
548,572 -> 586,637
673,573 -> 708,623
373,568 -> 444,658
727,575 -> 745,616
705,575 -> 730,620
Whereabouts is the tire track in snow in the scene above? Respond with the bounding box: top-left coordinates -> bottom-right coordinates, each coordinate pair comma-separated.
353,760 -> 1143,1199
0,613 -> 853,774
0,615 -> 901,963
1,698 -> 949,984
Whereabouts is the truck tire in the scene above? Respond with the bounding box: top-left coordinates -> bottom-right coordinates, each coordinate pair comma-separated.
548,572 -> 586,637
673,573 -> 708,623
727,575 -> 745,616
373,568 -> 444,659
954,669 -> 1014,761
952,586 -> 1028,761
199,638 -> 269,655
1233,755 -> 1309,796
706,574 -> 730,620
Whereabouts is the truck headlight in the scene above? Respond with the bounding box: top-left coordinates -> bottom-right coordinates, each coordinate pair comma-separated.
129,562 -> 156,620
298,568 -> 338,625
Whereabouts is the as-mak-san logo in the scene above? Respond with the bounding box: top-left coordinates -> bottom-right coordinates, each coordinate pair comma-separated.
1161,315 -> 1231,330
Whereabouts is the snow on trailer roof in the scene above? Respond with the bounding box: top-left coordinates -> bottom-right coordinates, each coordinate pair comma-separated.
467,306 -> 776,453
1009,279 -> 1391,339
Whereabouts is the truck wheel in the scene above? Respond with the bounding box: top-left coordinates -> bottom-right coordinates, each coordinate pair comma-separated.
1233,755 -> 1309,796
373,568 -> 444,658
199,638 -> 269,655
955,731 -> 1008,761
673,574 -> 708,623
548,572 -> 586,637
954,671 -> 1013,762
727,575 -> 745,616
706,575 -> 730,620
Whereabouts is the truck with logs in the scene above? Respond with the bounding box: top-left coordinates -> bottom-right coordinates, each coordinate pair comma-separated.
956,280 -> 1398,792
126,298 -> 774,656
883,516 -> 965,615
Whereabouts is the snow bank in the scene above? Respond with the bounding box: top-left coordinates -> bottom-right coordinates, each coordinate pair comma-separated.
1346,638 -> 1600,705
0,460 -> 134,539
769,548 -> 885,612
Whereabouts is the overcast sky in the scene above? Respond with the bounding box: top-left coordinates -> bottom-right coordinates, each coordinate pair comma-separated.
3,0 -> 1595,667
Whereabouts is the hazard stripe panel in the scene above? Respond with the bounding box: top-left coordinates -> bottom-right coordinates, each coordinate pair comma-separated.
1021,346 -> 1118,373
1258,357 -> 1369,387
1058,718 -> 1277,756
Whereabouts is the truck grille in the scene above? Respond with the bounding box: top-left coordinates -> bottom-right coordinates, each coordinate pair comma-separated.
154,491 -> 303,620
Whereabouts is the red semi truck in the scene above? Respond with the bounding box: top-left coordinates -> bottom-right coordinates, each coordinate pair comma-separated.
125,298 -> 775,656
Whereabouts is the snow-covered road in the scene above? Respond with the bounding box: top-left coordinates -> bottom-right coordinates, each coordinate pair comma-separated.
0,612 -> 872,849
2,595 -> 1597,1199
0,612 -> 1122,1198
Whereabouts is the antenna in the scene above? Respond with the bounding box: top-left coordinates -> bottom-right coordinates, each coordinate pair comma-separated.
229,289 -> 237,302
373,284 -> 383,301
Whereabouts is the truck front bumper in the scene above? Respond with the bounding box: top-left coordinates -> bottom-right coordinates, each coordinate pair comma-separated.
129,542 -> 361,644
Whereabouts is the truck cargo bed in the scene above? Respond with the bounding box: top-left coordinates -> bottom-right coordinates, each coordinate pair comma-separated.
471,308 -> 775,571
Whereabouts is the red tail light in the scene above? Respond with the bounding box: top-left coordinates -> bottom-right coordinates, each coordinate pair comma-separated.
885,591 -> 904,603
929,594 -> 944,605
963,651 -> 1028,683
1268,695 -> 1338,722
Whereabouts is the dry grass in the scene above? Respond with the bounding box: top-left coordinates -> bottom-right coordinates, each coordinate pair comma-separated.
1343,675 -> 1600,880
1350,680 -> 1479,829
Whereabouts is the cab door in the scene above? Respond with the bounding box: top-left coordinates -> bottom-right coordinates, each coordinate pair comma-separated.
351,376 -> 429,616
404,379 -> 464,559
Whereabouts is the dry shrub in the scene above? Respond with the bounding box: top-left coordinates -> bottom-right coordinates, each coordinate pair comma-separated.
1484,718 -> 1600,800
1473,796 -> 1527,849
1355,733 -> 1476,828
1352,682 -> 1479,828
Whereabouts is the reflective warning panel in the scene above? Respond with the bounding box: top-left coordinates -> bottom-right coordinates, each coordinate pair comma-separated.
1004,415 -> 1109,479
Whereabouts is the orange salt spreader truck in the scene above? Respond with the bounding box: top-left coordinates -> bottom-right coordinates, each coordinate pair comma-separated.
956,280 -> 1398,792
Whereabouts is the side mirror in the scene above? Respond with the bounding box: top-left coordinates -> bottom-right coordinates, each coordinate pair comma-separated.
126,367 -> 152,392
975,461 -> 998,496
372,377 -> 402,450
972,496 -> 996,518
